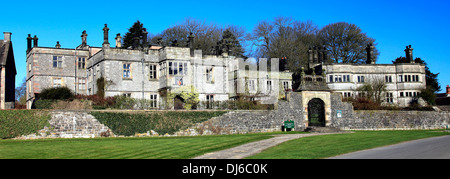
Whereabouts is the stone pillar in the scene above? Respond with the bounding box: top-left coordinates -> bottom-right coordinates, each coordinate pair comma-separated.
115,33 -> 122,48
102,24 -> 110,48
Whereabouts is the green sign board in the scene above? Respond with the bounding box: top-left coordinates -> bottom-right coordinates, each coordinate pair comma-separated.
284,120 -> 295,129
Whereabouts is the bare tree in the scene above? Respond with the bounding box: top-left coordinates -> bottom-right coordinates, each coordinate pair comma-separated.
356,76 -> 387,104
318,22 -> 378,64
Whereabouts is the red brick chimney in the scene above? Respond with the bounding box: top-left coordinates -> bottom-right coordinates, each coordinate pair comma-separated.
446,85 -> 450,96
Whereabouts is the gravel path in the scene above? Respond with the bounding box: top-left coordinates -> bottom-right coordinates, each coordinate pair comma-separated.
193,133 -> 332,159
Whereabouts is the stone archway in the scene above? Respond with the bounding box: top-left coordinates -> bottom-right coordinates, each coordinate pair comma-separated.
308,98 -> 325,127
174,95 -> 185,110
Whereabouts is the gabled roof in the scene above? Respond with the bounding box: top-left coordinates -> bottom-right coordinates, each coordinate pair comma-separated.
0,40 -> 11,66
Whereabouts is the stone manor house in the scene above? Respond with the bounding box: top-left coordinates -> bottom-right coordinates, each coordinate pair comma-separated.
25,24 -> 426,109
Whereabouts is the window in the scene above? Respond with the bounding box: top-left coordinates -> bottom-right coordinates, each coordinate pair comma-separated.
206,94 -> 214,109
399,75 -> 403,82
122,93 -> 131,97
149,64 -> 157,79
150,94 -> 157,108
334,75 -> 342,82
53,78 -> 62,88
283,81 -> 290,90
267,80 -> 272,92
248,80 -> 255,91
28,63 -> 31,72
205,66 -> 214,83
386,93 -> 393,104
400,92 -> 404,97
357,76 -> 365,83
78,57 -> 85,69
173,62 -> 178,75
53,56 -> 62,68
329,75 -> 333,83
385,75 -> 392,83
168,62 -> 173,75
343,92 -> 352,98
78,78 -> 86,90
179,63 -> 183,75
123,63 -> 131,79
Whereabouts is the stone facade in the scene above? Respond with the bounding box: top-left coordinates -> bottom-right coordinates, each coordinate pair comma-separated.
0,32 -> 16,109
26,26 -> 292,109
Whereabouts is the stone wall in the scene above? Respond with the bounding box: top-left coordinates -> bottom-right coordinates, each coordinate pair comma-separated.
17,111 -> 111,139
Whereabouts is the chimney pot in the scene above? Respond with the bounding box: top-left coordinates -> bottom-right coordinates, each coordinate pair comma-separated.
33,35 -> 38,47
27,34 -> 33,53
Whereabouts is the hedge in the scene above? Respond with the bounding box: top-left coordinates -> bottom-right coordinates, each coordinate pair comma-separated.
0,110 -> 51,139
90,111 -> 227,136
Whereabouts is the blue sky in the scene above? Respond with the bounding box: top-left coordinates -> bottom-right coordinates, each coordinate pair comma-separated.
2,0 -> 449,92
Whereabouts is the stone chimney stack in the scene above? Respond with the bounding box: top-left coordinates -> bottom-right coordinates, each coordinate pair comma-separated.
33,35 -> 38,47
143,28 -> 148,47
115,33 -> 122,48
3,32 -> 11,42
366,43 -> 375,64
81,30 -> 88,46
132,37 -> 140,49
55,41 -> 61,48
188,32 -> 194,57
405,45 -> 414,63
27,34 -> 32,53
102,24 -> 110,48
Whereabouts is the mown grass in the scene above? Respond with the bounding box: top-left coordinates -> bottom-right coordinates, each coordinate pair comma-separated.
247,130 -> 450,159
0,134 -> 272,159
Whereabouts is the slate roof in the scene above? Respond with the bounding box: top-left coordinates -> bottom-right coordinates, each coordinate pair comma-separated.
0,40 -> 10,66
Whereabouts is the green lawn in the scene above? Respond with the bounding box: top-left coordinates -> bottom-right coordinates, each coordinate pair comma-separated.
1,130 -> 448,159
0,134 -> 272,159
247,130 -> 450,159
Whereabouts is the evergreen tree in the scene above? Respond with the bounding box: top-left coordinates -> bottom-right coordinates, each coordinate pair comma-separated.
221,28 -> 245,57
123,21 -> 147,48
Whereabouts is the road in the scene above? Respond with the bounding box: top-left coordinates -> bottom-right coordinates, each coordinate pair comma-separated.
329,135 -> 450,159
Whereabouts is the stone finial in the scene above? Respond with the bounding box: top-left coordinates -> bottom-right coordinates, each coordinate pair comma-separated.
142,28 -> 148,47
3,32 -> 11,41
55,41 -> 61,48
115,33 -> 122,48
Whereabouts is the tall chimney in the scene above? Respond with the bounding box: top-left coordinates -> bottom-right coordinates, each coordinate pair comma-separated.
102,24 -> 110,48
188,32 -> 194,57
132,37 -> 140,49
81,30 -> 88,46
3,32 -> 11,41
405,45 -> 414,63
27,34 -> 32,53
115,33 -> 122,48
446,85 -> 450,96
33,35 -> 38,47
366,43 -> 375,64
142,28 -> 148,47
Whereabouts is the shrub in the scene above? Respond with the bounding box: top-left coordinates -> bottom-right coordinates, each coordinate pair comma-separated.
39,87 -> 74,100
90,111 -> 227,136
0,110 -> 51,139
34,99 -> 56,109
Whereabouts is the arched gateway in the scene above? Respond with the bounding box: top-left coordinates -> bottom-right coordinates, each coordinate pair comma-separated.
307,98 -> 325,127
